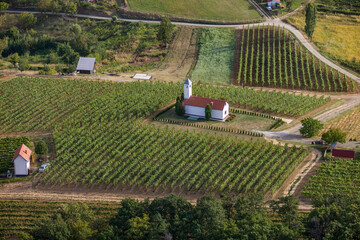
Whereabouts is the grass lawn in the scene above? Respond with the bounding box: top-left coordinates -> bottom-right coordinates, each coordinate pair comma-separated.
191,28 -> 235,85
285,12 -> 360,72
157,107 -> 277,131
126,0 -> 261,21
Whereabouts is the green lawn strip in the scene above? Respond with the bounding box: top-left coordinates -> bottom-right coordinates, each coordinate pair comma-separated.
191,28 -> 236,85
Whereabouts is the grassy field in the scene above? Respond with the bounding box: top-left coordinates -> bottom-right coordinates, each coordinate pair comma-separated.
320,106 -> 360,141
0,200 -> 121,238
126,0 -> 261,21
285,12 -> 360,73
191,28 -> 236,85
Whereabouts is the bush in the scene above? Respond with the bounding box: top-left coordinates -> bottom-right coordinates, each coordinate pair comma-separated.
35,141 -> 48,155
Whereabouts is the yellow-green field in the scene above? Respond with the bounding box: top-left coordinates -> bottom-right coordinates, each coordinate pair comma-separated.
286,13 -> 360,64
126,0 -> 261,21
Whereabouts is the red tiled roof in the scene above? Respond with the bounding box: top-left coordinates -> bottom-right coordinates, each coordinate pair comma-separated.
332,149 -> 355,159
12,144 -> 32,162
183,96 -> 227,110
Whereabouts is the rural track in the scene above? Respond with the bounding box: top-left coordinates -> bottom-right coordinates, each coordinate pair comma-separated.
4,10 -> 359,83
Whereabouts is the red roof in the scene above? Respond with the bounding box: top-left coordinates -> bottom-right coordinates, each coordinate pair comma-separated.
12,144 -> 32,162
332,149 -> 355,159
183,96 -> 227,110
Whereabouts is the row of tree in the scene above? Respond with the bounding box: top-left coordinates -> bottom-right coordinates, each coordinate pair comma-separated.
19,193 -> 360,240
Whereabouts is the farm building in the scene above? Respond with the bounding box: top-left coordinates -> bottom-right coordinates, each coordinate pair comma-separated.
332,149 -> 356,159
183,79 -> 229,121
76,57 -> 96,74
12,144 -> 32,176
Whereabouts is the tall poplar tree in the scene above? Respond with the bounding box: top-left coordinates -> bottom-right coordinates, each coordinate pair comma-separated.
305,3 -> 317,39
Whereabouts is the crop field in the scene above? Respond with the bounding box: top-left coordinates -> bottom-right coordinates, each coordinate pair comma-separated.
42,120 -> 309,194
0,200 -> 121,238
303,159 -> 360,200
0,77 -> 330,135
126,0 -> 261,21
320,107 -> 360,141
235,25 -> 357,92
193,85 -> 330,117
191,28 -> 236,85
0,137 -> 30,173
0,77 -> 327,195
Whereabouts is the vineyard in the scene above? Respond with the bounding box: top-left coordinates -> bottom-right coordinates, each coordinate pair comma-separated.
235,25 -> 357,92
0,200 -> 121,238
303,158 -> 360,200
0,77 -> 321,195
0,137 -> 30,173
40,120 -> 309,194
0,77 -> 330,134
193,85 -> 330,116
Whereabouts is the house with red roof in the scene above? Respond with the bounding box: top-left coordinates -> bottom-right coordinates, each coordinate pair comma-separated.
183,79 -> 229,121
12,144 -> 32,176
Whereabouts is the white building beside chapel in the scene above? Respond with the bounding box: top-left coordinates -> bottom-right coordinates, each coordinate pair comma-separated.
183,79 -> 229,121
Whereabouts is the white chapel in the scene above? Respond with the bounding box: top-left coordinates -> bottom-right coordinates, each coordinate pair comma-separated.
183,79 -> 229,121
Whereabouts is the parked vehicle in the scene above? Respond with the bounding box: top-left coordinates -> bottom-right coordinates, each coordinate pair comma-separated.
39,163 -> 50,173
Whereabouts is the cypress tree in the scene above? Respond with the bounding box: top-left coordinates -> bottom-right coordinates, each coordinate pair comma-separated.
205,104 -> 212,120
305,3 -> 317,39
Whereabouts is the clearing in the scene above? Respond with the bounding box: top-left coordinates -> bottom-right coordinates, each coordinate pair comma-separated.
126,0 -> 261,21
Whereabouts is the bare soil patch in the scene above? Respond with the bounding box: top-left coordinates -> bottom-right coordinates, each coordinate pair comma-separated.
148,27 -> 199,82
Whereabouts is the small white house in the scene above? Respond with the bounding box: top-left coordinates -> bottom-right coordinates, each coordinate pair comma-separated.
183,79 -> 229,121
12,144 -> 32,176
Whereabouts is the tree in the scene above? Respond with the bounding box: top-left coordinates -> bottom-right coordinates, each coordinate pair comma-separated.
157,16 -> 174,46
18,12 -> 37,30
8,53 -> 20,67
305,3 -> 317,39
0,2 -> 9,13
205,104 -> 212,120
19,57 -> 30,71
35,140 -> 48,155
321,128 -> 347,144
63,0 -> 77,15
0,37 -> 8,56
69,23 -> 82,36
300,117 -> 323,138
194,195 -> 226,239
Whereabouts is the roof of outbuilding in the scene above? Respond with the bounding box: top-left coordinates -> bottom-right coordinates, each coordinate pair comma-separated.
183,96 -> 227,110
76,57 -> 96,71
12,144 -> 32,162
332,149 -> 355,159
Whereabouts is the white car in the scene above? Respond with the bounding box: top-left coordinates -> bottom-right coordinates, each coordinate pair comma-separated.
39,163 -> 50,173
266,6 -> 272,11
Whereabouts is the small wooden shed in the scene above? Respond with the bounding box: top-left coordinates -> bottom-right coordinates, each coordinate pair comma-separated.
76,57 -> 96,74
12,144 -> 32,176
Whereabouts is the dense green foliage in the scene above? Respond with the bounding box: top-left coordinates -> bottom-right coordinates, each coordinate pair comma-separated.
157,17 -> 174,45
191,28 -> 235,85
303,158 -> 360,201
316,0 -> 360,13
205,104 -> 212,120
0,137 -> 30,173
321,128 -> 347,144
0,200 -> 121,238
305,3 -> 317,39
237,25 -> 356,92
35,141 -> 48,155
300,117 -> 323,137
0,17 -> 167,73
